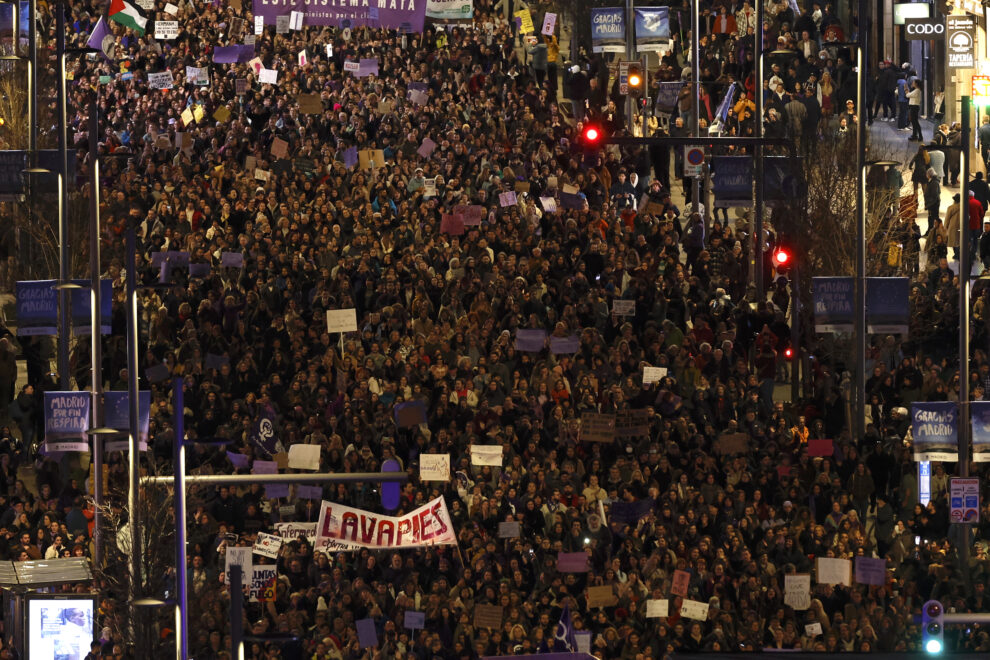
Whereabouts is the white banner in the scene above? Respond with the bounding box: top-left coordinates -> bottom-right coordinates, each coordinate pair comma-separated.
253,532 -> 283,558
274,522 -> 317,541
426,0 -> 474,20
316,495 -> 457,550
470,444 -> 502,466
155,21 -> 179,40
147,72 -> 173,90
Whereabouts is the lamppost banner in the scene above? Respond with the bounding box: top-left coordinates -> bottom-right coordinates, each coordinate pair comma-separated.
911,402 -> 958,462
591,8 -> 625,53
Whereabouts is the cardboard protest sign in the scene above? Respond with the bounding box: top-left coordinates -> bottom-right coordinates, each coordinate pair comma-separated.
784,574 -> 811,610
714,432 -> 749,455
580,413 -> 615,443
542,12 -> 557,35
224,547 -> 252,586
473,605 -> 503,629
614,409 -> 650,437
213,106 -> 231,122
806,622 -> 823,636
181,107 -> 194,126
235,78 -> 248,95
587,585 -> 617,608
297,93 -> 323,114
358,149 -> 386,170
270,138 -> 289,158
497,521 -> 521,538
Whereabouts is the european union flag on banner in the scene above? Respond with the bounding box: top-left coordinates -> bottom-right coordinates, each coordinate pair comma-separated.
553,603 -> 577,651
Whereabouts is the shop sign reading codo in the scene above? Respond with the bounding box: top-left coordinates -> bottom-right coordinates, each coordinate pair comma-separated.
904,18 -> 945,40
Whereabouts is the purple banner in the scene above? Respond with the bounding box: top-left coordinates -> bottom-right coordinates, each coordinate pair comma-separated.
515,329 -> 547,352
213,45 -> 255,63
550,335 -> 580,354
252,0 -> 426,33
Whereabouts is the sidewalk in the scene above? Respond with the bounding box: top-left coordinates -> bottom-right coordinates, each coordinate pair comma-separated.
866,116 -> 980,277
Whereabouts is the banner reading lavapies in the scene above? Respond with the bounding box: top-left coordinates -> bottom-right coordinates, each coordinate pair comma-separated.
316,496 -> 456,550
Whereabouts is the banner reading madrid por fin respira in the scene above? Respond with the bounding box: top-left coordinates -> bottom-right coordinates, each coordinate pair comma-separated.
316,495 -> 456,551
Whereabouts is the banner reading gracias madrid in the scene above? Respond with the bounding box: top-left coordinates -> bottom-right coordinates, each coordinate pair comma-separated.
254,0 -> 427,33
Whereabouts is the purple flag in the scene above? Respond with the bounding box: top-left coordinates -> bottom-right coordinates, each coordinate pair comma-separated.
221,252 -> 244,268
356,619 -> 378,648
404,611 -> 425,629
226,452 -> 249,468
549,335 -> 580,354
87,17 -> 115,60
188,262 -> 211,278
205,353 -> 229,369
265,484 -> 290,499
252,460 -> 277,474
609,499 -> 655,524
213,45 -> 255,64
515,329 -> 547,352
343,147 -> 358,169
296,485 -> 322,500
250,403 -> 281,456
358,57 -> 379,77
556,552 -> 589,573
854,557 -> 886,585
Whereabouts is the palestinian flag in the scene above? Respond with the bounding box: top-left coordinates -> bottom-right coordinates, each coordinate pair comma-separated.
109,0 -> 147,35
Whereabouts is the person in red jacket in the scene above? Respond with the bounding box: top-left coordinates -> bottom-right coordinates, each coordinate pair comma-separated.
968,190 -> 984,269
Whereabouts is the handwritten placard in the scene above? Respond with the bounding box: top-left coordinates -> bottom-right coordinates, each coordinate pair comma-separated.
253,532 -> 283,558
679,599 -> 710,621
587,585 -> 617,608
784,574 -> 811,610
497,521 -> 521,538
612,300 -> 635,316
671,569 -> 691,596
499,191 -> 517,207
580,413 -> 615,443
646,599 -> 669,618
643,366 -> 667,384
326,308 -> 358,333
419,454 -> 450,481
287,444 -> 320,470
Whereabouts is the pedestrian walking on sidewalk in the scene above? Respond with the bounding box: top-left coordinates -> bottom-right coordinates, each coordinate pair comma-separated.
908,80 -> 924,141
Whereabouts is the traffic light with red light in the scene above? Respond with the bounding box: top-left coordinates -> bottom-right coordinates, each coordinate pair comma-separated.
627,62 -> 645,98
783,346 -> 794,360
773,246 -> 792,271
583,125 -> 600,143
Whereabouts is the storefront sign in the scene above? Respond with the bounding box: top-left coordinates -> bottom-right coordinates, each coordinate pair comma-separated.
904,17 -> 944,40
947,14 -> 975,69
973,76 -> 990,105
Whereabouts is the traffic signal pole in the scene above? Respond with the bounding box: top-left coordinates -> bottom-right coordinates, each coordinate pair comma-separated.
958,96 -> 972,592
691,0 -> 700,215
754,0 -> 765,296
625,0 -> 635,130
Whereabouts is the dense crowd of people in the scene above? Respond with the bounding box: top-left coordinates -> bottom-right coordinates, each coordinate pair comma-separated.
0,0 -> 989,659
